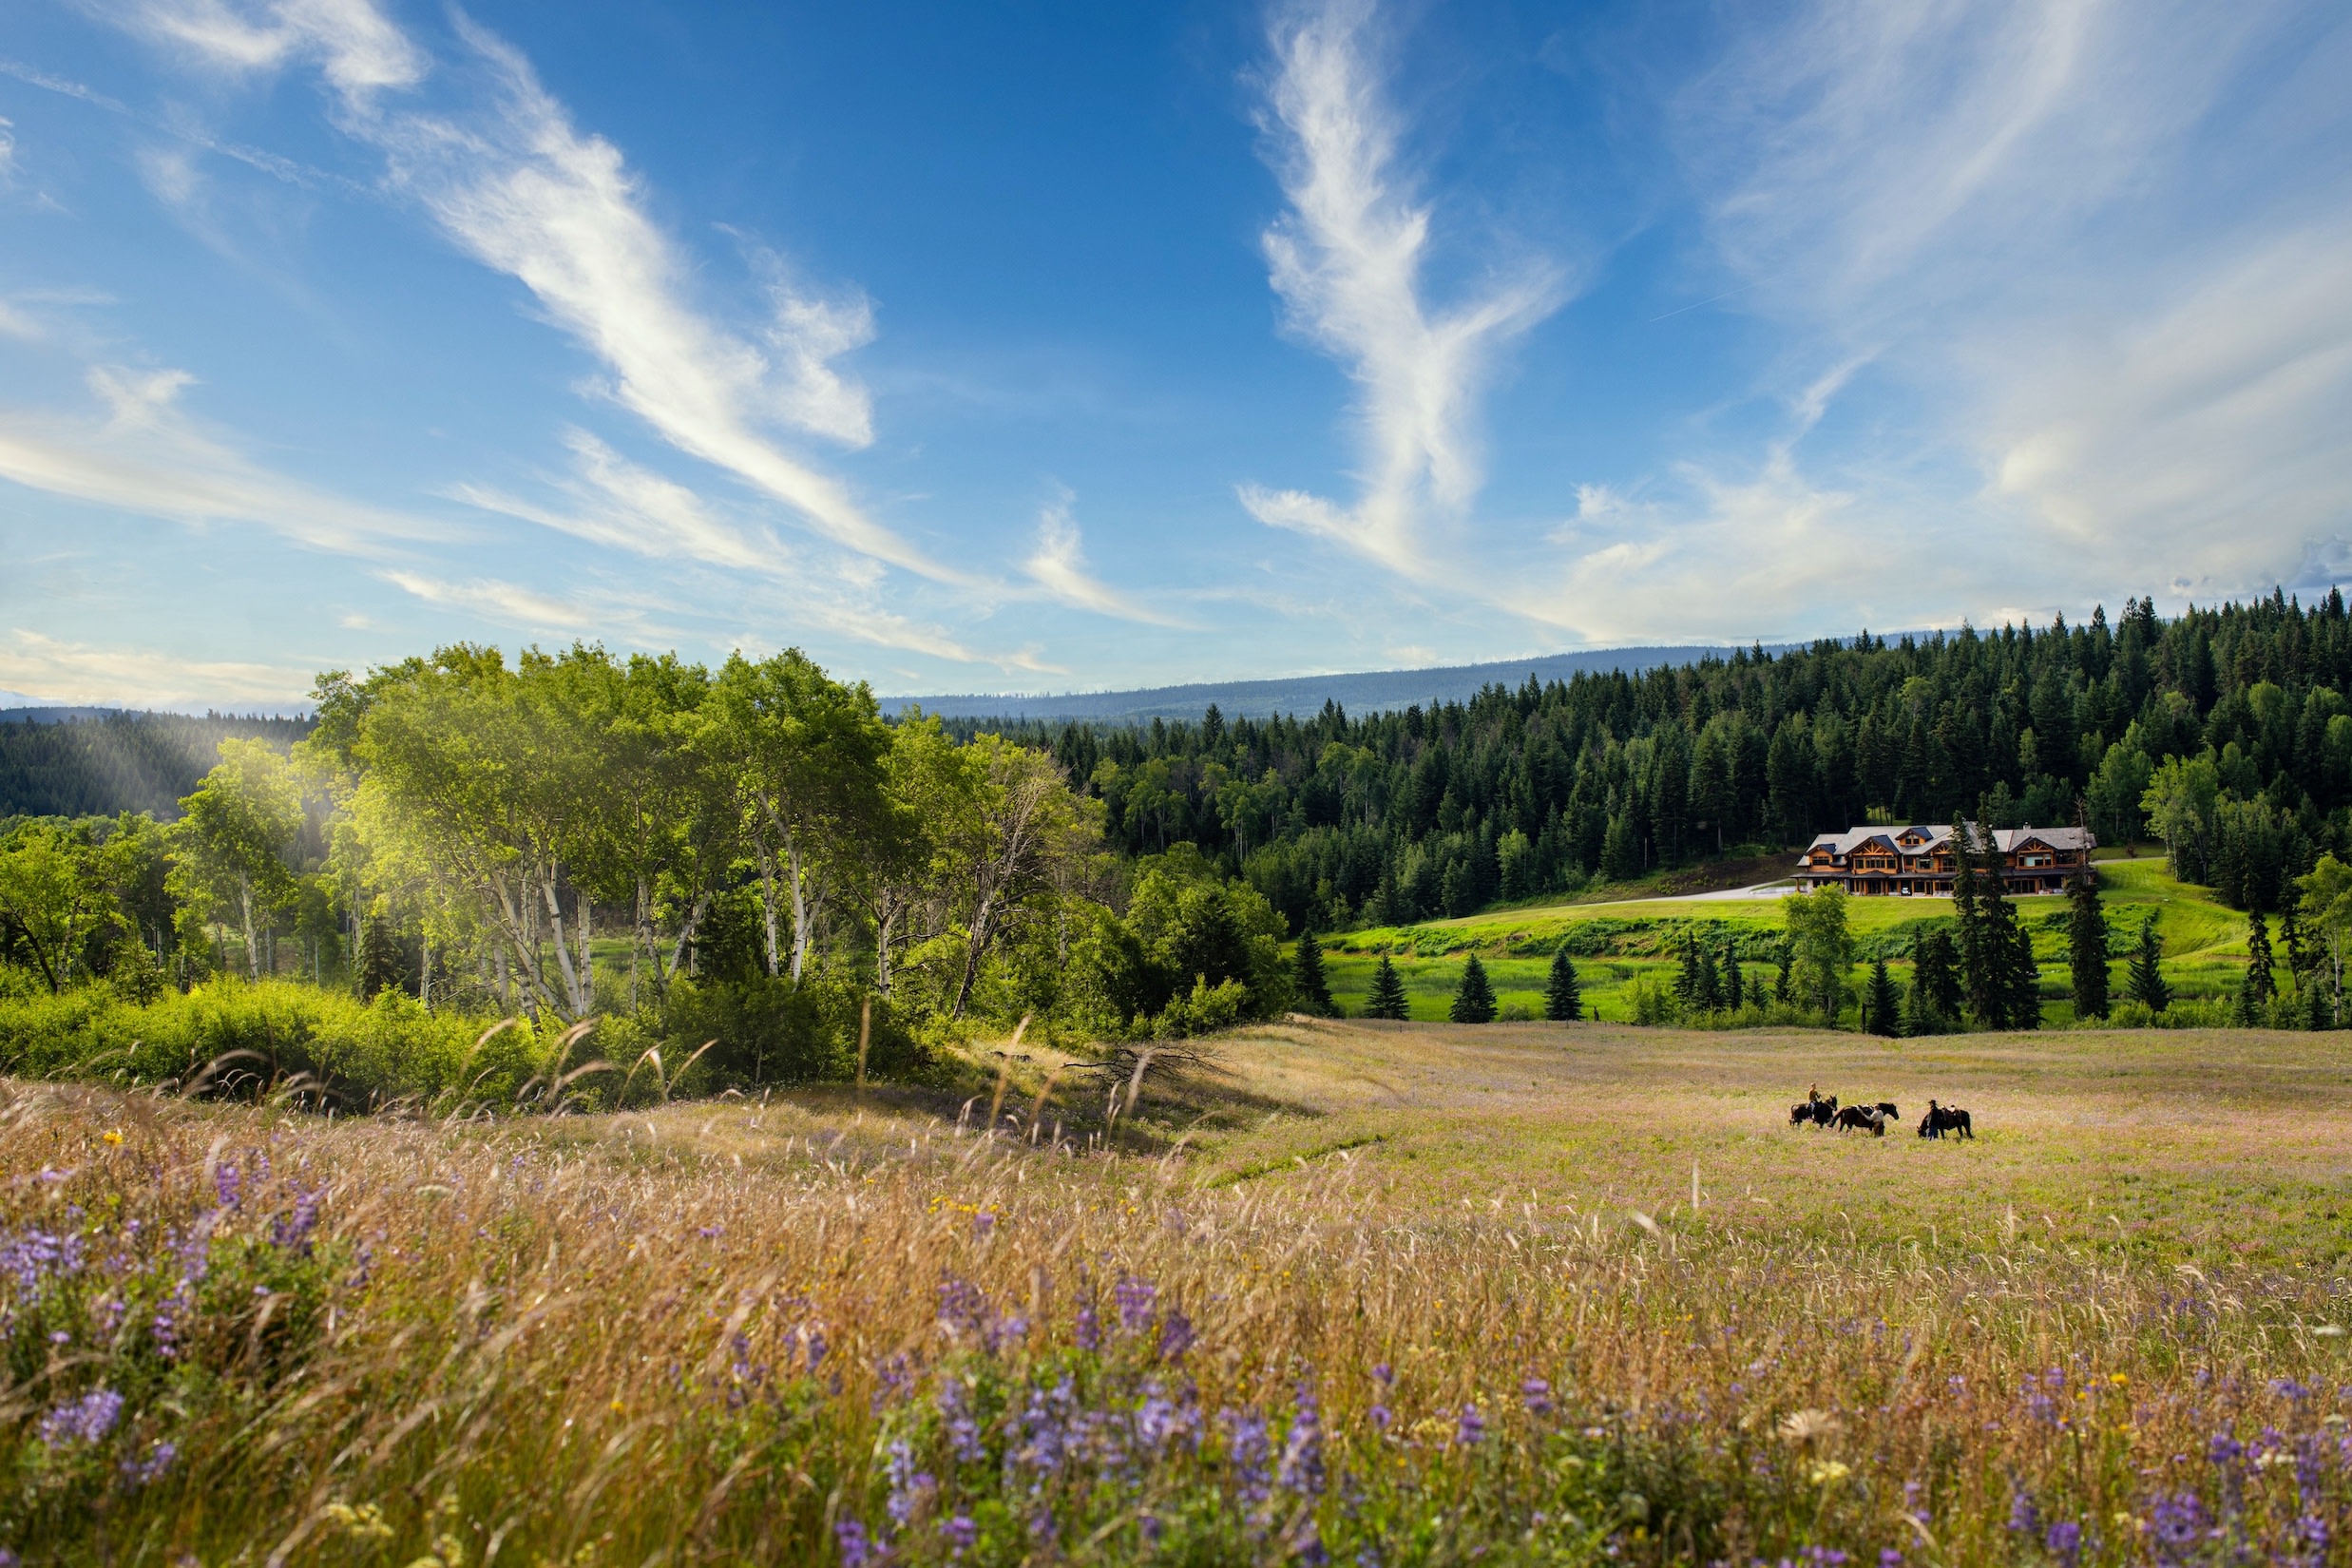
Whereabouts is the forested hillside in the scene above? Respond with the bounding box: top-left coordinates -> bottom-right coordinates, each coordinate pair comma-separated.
0,711 -> 313,819
960,591 -> 2352,932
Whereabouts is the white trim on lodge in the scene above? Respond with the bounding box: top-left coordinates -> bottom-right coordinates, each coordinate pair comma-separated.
1794,823 -> 2094,897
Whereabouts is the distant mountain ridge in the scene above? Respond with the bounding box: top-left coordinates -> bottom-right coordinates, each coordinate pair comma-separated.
880,644 -> 1797,724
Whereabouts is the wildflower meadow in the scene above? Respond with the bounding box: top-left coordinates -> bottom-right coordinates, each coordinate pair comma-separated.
2,1015 -> 2347,1565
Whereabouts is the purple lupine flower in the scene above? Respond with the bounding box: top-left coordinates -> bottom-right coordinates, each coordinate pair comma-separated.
1157,1309 -> 1195,1362
971,1211 -> 996,1237
803,1327 -> 830,1373
271,1187 -> 321,1255
2007,1484 -> 2040,1536
2148,1491 -> 2210,1565
942,1513 -> 976,1557
2043,1520 -> 2081,1568
835,1519 -> 873,1568
121,1441 -> 178,1486
1136,1381 -> 1183,1453
1372,1362 -> 1392,1386
1115,1275 -> 1157,1335
1369,1403 -> 1391,1433
0,1229 -> 86,1291
1521,1377 -> 1554,1417
2271,1378 -> 2311,1403
1278,1386 -> 1326,1497
937,1377 -> 984,1463
1296,1516 -> 1330,1567
1074,1305 -> 1101,1351
884,1439 -> 935,1529
1455,1405 -> 1484,1446
872,1354 -> 913,1412
937,1275 -> 986,1338
214,1162 -> 242,1209
2209,1431 -> 2245,1466
1139,1513 -> 1163,1546
1223,1408 -> 1272,1505
1879,1551 -> 1903,1567
984,1311 -> 1028,1356
39,1388 -> 124,1445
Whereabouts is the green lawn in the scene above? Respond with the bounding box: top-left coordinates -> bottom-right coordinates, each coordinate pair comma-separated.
1316,851 -> 2266,1023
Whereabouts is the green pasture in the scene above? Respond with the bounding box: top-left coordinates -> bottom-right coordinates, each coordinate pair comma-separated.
1318,851 -> 2270,1023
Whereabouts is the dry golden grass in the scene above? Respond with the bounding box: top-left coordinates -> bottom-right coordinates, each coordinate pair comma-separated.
3,1020 -> 2348,1565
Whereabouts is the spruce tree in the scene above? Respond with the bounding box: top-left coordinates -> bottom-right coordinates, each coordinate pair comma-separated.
1864,956 -> 1901,1037
2067,856 -> 2110,1020
2305,973 -> 2333,1030
1292,929 -> 1338,1017
2245,909 -> 2275,1006
1543,947 -> 1582,1022
1677,933 -> 1707,1009
356,908 -> 405,1001
1774,940 -> 1793,1004
1366,955 -> 1409,1021
2127,917 -> 2170,1012
1722,945 -> 1744,1011
1449,955 -> 1498,1023
1911,927 -> 1962,1020
2002,919 -> 2042,1029
1951,819 -> 1993,1023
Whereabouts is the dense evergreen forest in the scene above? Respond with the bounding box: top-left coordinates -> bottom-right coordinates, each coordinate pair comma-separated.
948,592 -> 2352,932
0,711 -> 313,819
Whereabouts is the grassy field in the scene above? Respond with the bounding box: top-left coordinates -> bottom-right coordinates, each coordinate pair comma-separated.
5,1017 -> 2347,1564
1320,852 -> 2261,1024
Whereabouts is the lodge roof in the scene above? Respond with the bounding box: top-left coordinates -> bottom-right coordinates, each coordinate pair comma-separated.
1802,823 -> 2093,856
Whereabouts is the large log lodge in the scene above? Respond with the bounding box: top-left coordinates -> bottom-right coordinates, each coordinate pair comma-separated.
1795,824 -> 2094,896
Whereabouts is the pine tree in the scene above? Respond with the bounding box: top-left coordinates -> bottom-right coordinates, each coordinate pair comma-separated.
1951,819 -> 1994,1023
356,908 -> 405,1001
2067,856 -> 2110,1020
2002,919 -> 2042,1029
1543,947 -> 1582,1022
1449,956 -> 1498,1023
1864,956 -> 1901,1037
2245,909 -> 2275,1007
2127,916 -> 2170,1013
1366,955 -> 1409,1021
1911,927 -> 1962,1020
1292,929 -> 1338,1017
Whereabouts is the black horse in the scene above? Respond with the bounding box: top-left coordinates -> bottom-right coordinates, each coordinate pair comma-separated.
1917,1100 -> 1974,1139
1789,1093 -> 1839,1127
1874,1101 -> 1901,1120
1832,1104 -> 1886,1136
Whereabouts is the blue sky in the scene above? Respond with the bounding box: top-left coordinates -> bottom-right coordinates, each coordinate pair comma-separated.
3,0 -> 2349,708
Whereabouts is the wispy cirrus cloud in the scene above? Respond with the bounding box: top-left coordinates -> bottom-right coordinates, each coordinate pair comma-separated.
1665,0 -> 2352,613
0,628 -> 312,708
0,364 -> 447,555
98,0 -> 947,582
1240,0 -> 1561,579
1021,492 -> 1190,627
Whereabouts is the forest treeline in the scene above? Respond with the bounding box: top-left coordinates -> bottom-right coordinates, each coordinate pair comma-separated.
955,591 -> 2352,932
0,711 -> 313,819
0,646 -> 1308,1105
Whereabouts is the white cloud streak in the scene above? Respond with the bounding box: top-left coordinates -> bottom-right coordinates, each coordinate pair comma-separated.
0,628 -> 312,708
1673,0 -> 2352,606
0,366 -> 449,555
103,0 -> 960,585
1242,0 -> 1561,577
1021,493 -> 1190,626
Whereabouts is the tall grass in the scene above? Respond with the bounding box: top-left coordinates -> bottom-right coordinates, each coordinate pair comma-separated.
3,1047 -> 2344,1566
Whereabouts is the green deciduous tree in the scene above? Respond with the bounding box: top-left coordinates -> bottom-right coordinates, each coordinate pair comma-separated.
1783,887 -> 1853,1023
0,822 -> 115,992
170,738 -> 303,980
